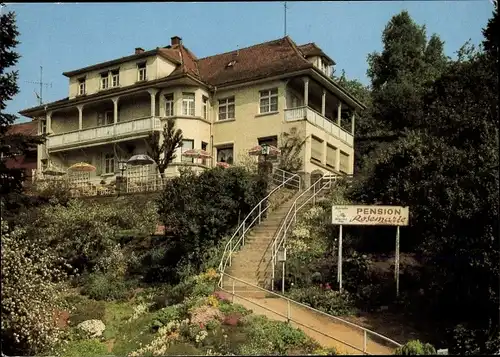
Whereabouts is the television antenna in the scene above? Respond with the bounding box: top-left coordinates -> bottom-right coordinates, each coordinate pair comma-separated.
25,66 -> 52,106
284,2 -> 288,37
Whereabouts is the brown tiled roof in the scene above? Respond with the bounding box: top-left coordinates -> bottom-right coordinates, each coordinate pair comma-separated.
297,43 -> 335,65
7,121 -> 38,136
196,37 -> 313,87
23,36 -> 349,116
163,44 -> 200,78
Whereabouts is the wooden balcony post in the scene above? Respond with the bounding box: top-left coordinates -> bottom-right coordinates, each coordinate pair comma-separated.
351,112 -> 356,135
112,97 -> 119,124
46,111 -> 52,134
303,77 -> 309,107
148,88 -> 158,117
321,89 -> 326,116
337,102 -> 342,126
77,104 -> 84,130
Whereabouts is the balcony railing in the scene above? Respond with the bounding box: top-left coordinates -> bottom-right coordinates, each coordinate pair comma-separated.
284,107 -> 354,146
47,116 -> 162,149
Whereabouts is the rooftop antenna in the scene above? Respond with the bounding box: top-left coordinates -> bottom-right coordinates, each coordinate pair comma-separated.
25,65 -> 52,106
284,2 -> 288,37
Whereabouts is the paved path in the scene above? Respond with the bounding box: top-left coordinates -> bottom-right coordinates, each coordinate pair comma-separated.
220,291 -> 396,355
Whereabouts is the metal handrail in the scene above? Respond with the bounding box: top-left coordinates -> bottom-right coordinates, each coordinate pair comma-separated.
219,272 -> 402,354
217,168 -> 300,284
270,174 -> 343,289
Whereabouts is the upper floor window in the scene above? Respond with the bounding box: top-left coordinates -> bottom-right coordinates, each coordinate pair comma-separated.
165,93 -> 174,117
111,69 -> 120,88
259,88 -> 278,114
78,78 -> 86,95
218,96 -> 235,120
202,96 -> 208,120
182,93 -> 195,116
137,62 -> 147,82
104,153 -> 115,174
100,72 -> 109,90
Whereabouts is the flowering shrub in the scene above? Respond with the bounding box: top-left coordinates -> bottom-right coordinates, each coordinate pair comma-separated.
128,302 -> 154,322
76,319 -> 106,338
190,305 -> 224,326
1,221 -> 68,355
206,294 -> 219,308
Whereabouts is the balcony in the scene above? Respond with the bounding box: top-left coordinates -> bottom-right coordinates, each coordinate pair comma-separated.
284,107 -> 354,146
47,116 -> 161,150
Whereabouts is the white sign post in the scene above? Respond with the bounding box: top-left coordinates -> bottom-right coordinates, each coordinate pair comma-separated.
332,205 -> 409,297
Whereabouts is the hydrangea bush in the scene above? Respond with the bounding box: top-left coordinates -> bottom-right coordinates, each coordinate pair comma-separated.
1,221 -> 69,355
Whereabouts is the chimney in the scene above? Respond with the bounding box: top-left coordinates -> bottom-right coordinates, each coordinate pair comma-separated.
135,47 -> 144,55
171,36 -> 182,46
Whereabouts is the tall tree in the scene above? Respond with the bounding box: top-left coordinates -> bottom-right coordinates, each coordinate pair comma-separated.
147,117 -> 183,180
367,11 -> 447,133
349,8 -> 499,352
0,7 -> 44,213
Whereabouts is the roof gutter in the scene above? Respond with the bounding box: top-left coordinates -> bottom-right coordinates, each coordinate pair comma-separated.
20,73 -> 207,118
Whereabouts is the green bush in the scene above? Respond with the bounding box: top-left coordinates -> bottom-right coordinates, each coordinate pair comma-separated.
150,304 -> 184,331
394,340 -> 436,355
287,286 -> 356,316
218,301 -> 251,316
69,300 -> 106,326
239,315 -> 316,355
81,272 -> 130,301
155,167 -> 268,282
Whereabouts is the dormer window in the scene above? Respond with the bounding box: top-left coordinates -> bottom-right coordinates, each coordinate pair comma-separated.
226,60 -> 236,68
100,72 -> 109,90
111,69 -> 120,87
78,77 -> 86,95
137,62 -> 147,81
320,58 -> 331,77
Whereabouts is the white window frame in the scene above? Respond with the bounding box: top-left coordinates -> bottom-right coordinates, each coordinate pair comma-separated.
218,96 -> 235,121
217,146 -> 234,165
111,69 -> 120,88
182,93 -> 195,116
137,62 -> 147,82
100,73 -> 109,90
78,78 -> 86,95
181,139 -> 194,163
165,93 -> 174,117
259,88 -> 278,114
202,96 -> 208,120
104,153 -> 115,174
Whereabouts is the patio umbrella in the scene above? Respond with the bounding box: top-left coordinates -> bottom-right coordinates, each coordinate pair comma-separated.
127,154 -> 155,166
68,162 -> 96,172
181,149 -> 212,159
248,144 -> 281,157
216,162 -> 231,168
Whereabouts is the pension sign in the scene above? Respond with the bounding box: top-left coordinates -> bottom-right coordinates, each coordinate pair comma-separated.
331,205 -> 409,226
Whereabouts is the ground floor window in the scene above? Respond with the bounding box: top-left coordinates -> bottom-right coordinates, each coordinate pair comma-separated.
217,145 -> 234,164
104,153 -> 115,174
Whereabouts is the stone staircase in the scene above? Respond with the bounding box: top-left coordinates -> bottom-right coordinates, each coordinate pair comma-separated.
223,188 -> 319,295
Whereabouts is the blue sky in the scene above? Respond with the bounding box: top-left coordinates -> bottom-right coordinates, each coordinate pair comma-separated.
4,1 -> 495,123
